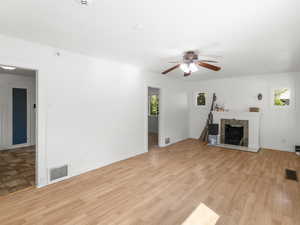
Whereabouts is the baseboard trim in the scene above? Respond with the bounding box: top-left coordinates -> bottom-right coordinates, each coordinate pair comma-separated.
0,144 -> 35,151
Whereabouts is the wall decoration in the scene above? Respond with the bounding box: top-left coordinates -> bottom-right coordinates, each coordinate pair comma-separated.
197,93 -> 206,106
214,104 -> 226,112
257,93 -> 262,100
274,88 -> 290,106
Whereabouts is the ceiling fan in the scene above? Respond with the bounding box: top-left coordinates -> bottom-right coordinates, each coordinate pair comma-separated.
162,51 -> 221,76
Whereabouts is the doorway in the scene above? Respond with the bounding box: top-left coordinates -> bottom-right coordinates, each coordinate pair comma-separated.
0,64 -> 37,196
148,87 -> 160,151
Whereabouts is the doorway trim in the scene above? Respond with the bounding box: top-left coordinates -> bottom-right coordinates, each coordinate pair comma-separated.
146,86 -> 161,151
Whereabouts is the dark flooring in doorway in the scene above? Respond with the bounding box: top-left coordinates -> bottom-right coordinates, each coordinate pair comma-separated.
148,132 -> 159,151
0,146 -> 35,196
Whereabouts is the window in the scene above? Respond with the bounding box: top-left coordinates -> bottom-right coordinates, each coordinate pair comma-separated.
150,95 -> 159,116
274,88 -> 290,106
197,93 -> 206,106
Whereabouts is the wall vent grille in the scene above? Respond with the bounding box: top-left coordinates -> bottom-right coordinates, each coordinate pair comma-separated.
50,165 -> 68,181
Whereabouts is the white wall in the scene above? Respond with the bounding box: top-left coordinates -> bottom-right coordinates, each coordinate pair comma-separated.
146,76 -> 189,147
187,73 -> 300,152
0,34 -> 189,187
0,73 -> 36,149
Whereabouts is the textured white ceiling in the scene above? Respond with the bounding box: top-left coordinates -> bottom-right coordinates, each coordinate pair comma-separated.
0,0 -> 299,80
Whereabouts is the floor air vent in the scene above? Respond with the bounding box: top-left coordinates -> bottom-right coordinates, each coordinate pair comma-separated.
285,169 -> 298,181
50,165 -> 68,181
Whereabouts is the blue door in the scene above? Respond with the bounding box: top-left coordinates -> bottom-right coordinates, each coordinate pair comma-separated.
13,88 -> 27,145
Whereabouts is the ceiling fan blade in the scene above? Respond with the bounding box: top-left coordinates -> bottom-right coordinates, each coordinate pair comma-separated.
168,61 -> 181,63
184,72 -> 191,77
162,64 -> 180,74
198,62 -> 221,71
200,54 -> 222,59
198,60 -> 218,63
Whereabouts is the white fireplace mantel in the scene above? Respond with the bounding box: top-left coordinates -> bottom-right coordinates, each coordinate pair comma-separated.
212,111 -> 261,152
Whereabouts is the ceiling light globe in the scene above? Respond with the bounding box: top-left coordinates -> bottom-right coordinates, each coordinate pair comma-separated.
180,64 -> 190,73
189,63 -> 198,73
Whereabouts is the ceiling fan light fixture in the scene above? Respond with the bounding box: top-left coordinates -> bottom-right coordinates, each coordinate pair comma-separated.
161,51 -> 221,76
180,63 -> 198,73
189,63 -> 198,73
180,63 -> 190,73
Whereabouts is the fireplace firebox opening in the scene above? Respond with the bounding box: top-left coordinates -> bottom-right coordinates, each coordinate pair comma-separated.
225,125 -> 244,146
220,119 -> 249,147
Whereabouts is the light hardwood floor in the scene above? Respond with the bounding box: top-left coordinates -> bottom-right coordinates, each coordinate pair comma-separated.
0,139 -> 299,225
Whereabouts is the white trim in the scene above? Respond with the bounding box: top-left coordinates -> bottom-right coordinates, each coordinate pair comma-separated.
209,143 -> 260,153
0,143 -> 34,151
34,70 -> 41,187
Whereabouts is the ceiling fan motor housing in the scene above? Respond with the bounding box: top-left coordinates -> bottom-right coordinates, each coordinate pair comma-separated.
183,51 -> 198,63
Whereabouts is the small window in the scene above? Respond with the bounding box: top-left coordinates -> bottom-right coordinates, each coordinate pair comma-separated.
150,95 -> 159,116
197,93 -> 206,106
274,88 -> 290,106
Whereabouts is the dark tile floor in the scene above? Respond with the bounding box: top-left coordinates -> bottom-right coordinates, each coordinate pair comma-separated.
0,146 -> 35,196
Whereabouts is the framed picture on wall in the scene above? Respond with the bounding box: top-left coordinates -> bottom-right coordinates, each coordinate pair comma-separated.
273,88 -> 290,107
197,93 -> 207,106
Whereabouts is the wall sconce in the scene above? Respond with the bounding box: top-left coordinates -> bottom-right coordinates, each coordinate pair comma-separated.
258,93 -> 262,100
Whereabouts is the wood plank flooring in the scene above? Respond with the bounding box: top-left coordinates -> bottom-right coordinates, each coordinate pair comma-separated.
0,146 -> 35,196
0,139 -> 300,225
